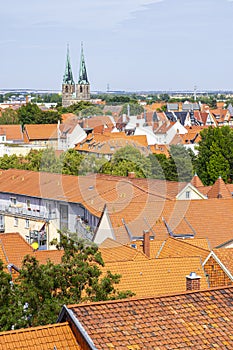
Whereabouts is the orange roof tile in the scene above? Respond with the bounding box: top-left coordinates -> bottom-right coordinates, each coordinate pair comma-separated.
101,256 -> 208,297
81,115 -> 115,130
191,173 -> 204,187
24,124 -> 57,140
212,248 -> 233,276
98,238 -> 124,248
156,237 -> 210,260
0,322 -> 80,350
67,286 -> 233,349
0,125 -> 23,141
128,239 -> 164,258
75,131 -> 149,155
100,245 -> 148,263
0,233 -> 63,268
150,144 -> 170,157
207,176 -> 232,199
0,233 -> 34,267
104,197 -> 233,248
61,113 -> 77,122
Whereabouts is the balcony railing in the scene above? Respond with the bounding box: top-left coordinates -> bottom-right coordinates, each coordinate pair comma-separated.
0,204 -> 57,221
76,220 -> 94,241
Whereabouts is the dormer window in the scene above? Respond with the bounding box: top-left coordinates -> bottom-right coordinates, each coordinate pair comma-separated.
186,191 -> 190,199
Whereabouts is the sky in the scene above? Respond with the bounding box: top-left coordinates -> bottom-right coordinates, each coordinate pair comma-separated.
1,0 -> 233,92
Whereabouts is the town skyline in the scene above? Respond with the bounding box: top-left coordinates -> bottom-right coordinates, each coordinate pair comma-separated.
2,0 -> 233,92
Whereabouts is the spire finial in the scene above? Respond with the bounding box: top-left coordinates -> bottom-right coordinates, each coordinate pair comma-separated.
78,42 -> 89,84
63,45 -> 75,85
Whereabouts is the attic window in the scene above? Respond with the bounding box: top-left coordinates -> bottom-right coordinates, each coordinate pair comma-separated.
88,186 -> 94,190
186,191 -> 190,199
131,244 -> 137,249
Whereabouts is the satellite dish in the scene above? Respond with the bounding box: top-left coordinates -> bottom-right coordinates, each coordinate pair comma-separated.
31,242 -> 39,250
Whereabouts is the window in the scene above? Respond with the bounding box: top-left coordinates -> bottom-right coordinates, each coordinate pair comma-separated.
186,191 -> 190,199
10,197 -> 16,206
25,219 -> 29,229
26,199 -> 30,208
14,217 -> 18,227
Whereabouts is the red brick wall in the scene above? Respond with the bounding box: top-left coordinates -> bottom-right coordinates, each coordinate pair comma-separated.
204,256 -> 232,288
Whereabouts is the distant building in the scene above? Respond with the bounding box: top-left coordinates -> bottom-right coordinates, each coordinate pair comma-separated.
62,43 -> 90,107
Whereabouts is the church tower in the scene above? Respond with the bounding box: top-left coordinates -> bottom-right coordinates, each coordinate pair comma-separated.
62,45 -> 75,107
76,43 -> 90,101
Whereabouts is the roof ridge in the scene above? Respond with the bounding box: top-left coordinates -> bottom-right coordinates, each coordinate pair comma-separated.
167,237 -> 210,252
0,321 -> 69,336
68,285 -> 233,308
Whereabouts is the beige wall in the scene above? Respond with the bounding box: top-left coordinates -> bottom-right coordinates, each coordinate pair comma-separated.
4,215 -> 60,250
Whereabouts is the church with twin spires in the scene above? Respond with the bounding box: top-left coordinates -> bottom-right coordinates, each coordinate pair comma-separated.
62,43 -> 90,107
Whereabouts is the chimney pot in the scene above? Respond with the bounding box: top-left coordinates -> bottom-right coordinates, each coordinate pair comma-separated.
128,172 -> 135,179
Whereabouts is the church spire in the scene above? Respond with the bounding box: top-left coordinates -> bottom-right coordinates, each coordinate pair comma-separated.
78,42 -> 89,84
63,44 -> 75,85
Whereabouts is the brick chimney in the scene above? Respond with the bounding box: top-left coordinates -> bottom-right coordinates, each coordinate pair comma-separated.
143,230 -> 150,258
186,272 -> 201,291
128,172 -> 135,179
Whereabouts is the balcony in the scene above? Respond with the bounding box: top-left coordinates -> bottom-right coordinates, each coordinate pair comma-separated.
76,220 -> 94,241
0,204 -> 57,221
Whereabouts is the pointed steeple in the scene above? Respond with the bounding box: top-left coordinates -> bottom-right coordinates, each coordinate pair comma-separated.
191,173 -> 204,188
207,176 -> 232,199
78,42 -> 89,85
63,44 -> 75,85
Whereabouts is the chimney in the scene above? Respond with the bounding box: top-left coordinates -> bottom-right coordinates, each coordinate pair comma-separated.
128,171 -> 135,179
143,230 -> 150,258
186,272 -> 201,291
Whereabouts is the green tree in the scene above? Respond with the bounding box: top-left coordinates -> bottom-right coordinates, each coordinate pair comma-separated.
0,108 -> 19,124
196,126 -> 233,185
121,102 -> 144,115
207,151 -> 230,184
0,261 -> 19,331
168,145 -> 194,182
78,154 -> 107,175
149,154 -> 167,180
18,103 -> 61,125
0,154 -> 22,170
101,145 -> 151,178
18,103 -> 43,125
8,234 -> 134,329
22,150 -> 44,171
60,149 -> 84,176
39,148 -> 61,173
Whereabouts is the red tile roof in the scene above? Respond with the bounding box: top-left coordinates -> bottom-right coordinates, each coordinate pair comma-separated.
67,286 -> 233,349
0,125 -> 23,141
104,198 -> 233,248
191,173 -> 204,188
207,177 -> 232,199
0,322 -> 80,350
101,256 -> 208,297
24,124 -> 57,141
